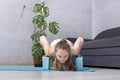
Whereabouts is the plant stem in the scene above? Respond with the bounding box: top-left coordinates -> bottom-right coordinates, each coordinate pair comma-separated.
21,5 -> 26,18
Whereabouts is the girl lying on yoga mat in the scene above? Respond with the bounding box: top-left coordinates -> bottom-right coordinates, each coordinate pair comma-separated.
40,35 -> 84,71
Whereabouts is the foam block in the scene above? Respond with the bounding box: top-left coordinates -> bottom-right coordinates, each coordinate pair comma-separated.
75,56 -> 83,70
42,56 -> 50,70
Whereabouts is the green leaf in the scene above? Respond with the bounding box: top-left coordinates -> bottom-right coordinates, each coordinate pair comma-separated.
38,20 -> 47,31
31,31 -> 44,42
32,15 -> 44,25
49,21 -> 59,34
33,2 -> 45,13
32,43 -> 45,59
42,6 -> 49,17
32,15 -> 48,31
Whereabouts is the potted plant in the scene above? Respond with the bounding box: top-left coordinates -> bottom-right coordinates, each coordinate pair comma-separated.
22,1 -> 60,67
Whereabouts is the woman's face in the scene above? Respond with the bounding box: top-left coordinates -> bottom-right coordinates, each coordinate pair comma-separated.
55,48 -> 69,63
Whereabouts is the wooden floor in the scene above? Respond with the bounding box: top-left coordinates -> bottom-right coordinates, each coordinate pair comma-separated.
0,67 -> 120,80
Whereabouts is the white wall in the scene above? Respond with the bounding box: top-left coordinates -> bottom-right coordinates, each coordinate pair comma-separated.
0,0 -> 40,64
92,0 -> 120,38
0,0 -> 91,64
46,0 -> 92,42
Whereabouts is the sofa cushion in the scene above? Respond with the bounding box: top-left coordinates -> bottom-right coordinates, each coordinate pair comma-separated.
95,27 -> 120,40
81,47 -> 120,56
82,56 -> 120,68
82,36 -> 120,49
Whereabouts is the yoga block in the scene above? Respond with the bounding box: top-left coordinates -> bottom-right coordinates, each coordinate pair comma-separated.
42,56 -> 50,70
75,56 -> 83,70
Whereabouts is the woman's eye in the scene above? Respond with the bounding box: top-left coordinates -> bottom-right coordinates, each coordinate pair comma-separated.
58,56 -> 61,58
64,55 -> 68,58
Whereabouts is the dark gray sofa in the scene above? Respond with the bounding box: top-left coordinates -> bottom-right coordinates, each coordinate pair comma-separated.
67,27 -> 120,68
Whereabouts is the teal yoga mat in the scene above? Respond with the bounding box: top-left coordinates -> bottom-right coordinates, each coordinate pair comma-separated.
0,66 -> 94,72
0,56 -> 94,72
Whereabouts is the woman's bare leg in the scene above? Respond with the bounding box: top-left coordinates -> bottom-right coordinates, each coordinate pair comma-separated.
40,36 -> 50,56
71,37 -> 84,55
40,35 -> 55,56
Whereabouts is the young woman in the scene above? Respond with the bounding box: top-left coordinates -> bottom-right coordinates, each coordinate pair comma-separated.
40,36 -> 84,71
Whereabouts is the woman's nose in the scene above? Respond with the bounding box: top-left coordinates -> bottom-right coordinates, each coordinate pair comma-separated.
61,57 -> 65,60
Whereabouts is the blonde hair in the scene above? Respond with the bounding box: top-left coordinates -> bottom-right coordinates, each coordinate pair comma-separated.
53,39 -> 76,71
